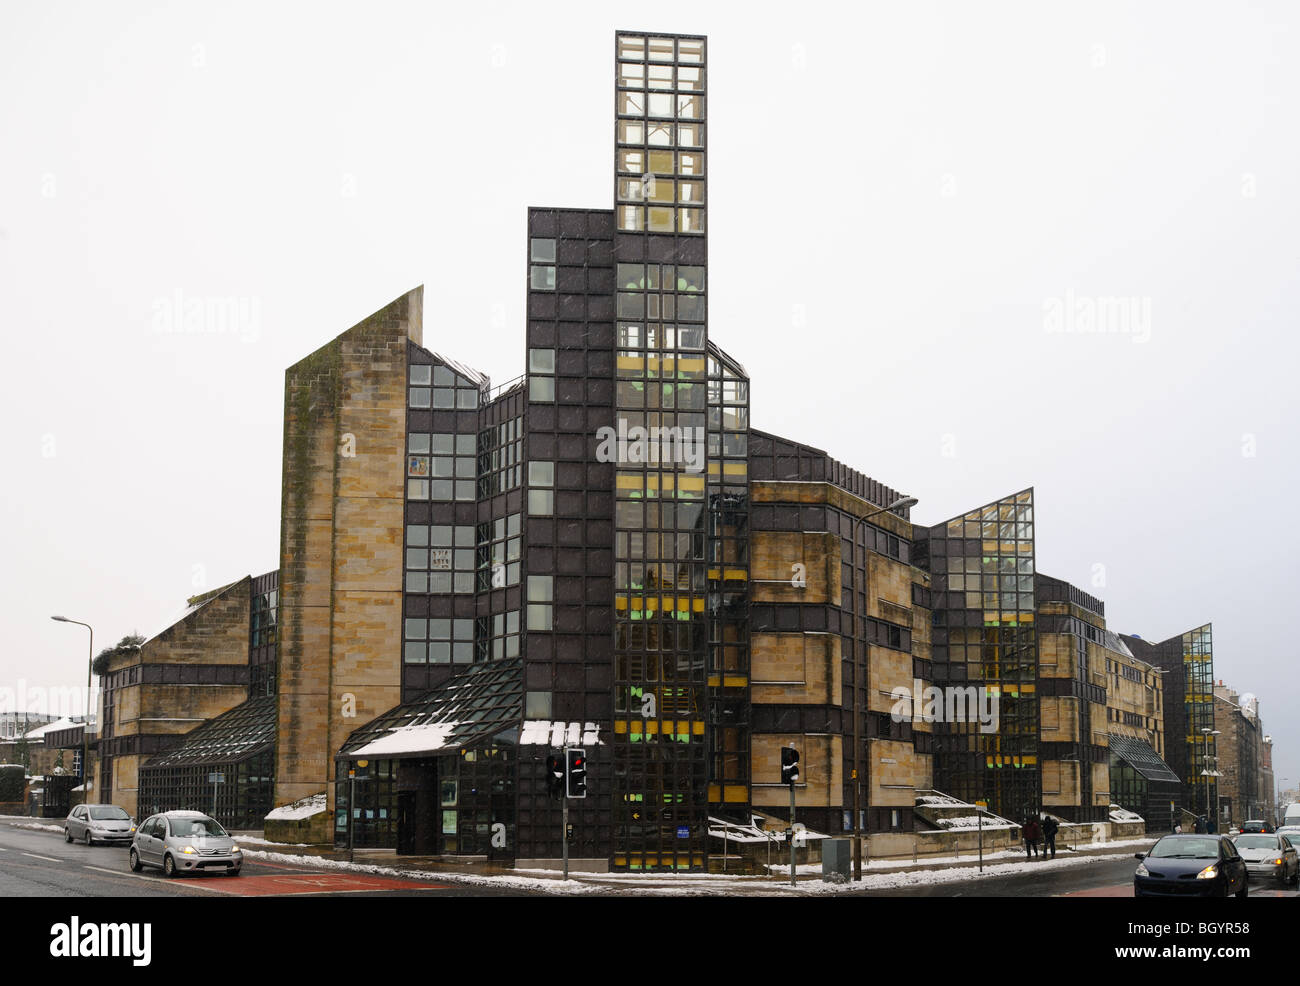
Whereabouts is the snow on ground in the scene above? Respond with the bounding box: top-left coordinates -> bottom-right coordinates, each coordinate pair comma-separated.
8,820 -> 65,834
242,835 -> 1157,896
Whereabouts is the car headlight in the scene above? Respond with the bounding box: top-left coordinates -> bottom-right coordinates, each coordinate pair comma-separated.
230,845 -> 242,854
1135,862 -> 1149,877
1196,864 -> 1219,880
1273,858 -> 1284,865
181,846 -> 198,855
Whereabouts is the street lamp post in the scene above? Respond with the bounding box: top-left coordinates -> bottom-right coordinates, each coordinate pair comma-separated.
1200,727 -> 1221,828
50,616 -> 93,803
849,495 -> 918,882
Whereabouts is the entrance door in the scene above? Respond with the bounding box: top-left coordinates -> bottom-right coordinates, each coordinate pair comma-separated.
396,792 -> 416,855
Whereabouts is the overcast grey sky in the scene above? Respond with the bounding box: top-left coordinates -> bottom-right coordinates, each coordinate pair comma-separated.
2,2 -> 1296,791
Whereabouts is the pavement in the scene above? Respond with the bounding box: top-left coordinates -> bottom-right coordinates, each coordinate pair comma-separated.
228,828 -> 1161,895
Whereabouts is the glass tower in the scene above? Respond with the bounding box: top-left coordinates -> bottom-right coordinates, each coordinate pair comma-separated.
611,32 -> 710,870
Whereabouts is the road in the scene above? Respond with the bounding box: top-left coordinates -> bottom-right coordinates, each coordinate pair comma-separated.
0,821 -> 540,897
7,819 -> 1299,897
861,852 -> 1300,897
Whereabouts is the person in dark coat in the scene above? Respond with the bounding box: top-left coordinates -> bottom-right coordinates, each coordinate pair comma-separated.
1041,814 -> 1059,859
1022,816 -> 1041,859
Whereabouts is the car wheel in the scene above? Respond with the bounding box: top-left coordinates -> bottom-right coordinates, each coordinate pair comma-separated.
226,867 -> 241,877
64,828 -> 72,843
129,848 -> 142,872
163,853 -> 177,878
83,830 -> 93,847
1236,877 -> 1248,898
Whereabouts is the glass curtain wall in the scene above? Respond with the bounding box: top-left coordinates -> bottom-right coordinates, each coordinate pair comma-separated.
927,490 -> 1038,821
706,346 -> 750,810
612,32 -> 709,871
1183,624 -> 1217,817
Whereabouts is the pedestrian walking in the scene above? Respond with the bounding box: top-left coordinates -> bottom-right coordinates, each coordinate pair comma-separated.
1173,819 -> 1183,834
1041,814 -> 1059,859
1023,816 -> 1041,859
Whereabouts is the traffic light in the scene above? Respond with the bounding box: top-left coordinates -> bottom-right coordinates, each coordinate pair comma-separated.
546,754 -> 565,798
781,746 -> 800,786
566,748 -> 587,799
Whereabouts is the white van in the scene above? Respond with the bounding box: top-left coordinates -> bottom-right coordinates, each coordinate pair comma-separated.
1284,803 -> 1300,828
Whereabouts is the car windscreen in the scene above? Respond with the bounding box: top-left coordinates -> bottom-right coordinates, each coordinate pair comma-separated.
1149,838 -> 1220,859
170,817 -> 228,838
1234,835 -> 1279,850
88,806 -> 130,820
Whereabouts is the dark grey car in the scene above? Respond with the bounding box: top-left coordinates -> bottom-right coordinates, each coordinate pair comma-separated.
129,811 -> 242,877
64,804 -> 133,845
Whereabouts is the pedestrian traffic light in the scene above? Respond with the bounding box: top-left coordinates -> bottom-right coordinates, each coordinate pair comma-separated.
566,748 -> 587,799
546,754 -> 565,798
781,746 -> 800,786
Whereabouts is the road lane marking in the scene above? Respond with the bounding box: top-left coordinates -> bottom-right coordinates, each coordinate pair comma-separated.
22,852 -> 61,862
84,865 -> 139,876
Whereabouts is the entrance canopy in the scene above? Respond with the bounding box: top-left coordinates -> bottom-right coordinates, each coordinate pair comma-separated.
338,658 -> 524,761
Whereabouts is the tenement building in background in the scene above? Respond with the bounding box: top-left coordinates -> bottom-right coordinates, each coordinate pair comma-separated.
1213,682 -> 1270,829
90,30 -> 1233,867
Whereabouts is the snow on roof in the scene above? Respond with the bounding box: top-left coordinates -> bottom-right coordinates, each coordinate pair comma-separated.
266,792 -> 327,821
1109,804 -> 1145,823
350,721 -> 462,758
429,350 -> 490,390
519,721 -> 603,747
21,716 -> 93,741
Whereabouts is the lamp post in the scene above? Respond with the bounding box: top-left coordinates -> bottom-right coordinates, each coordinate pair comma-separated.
1199,727 -> 1221,827
50,616 -> 93,803
849,495 -> 918,882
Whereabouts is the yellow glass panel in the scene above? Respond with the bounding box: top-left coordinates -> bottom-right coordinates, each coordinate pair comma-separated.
648,150 -> 674,174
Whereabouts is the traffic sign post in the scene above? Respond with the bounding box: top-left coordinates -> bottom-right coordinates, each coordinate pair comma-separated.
208,771 -> 225,819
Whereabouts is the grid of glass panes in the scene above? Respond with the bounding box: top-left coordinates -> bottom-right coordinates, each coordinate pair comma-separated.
408,432 -> 476,502
705,347 -> 750,806
615,263 -> 706,350
409,363 -> 481,411
475,514 -> 521,591
405,523 -> 475,595
478,418 -> 523,497
615,34 -> 705,235
939,490 -> 1038,817
612,32 -> 709,872
529,237 -> 556,291
403,615 -> 475,665
475,611 -> 521,661
250,586 -> 277,648
1183,624 -> 1216,796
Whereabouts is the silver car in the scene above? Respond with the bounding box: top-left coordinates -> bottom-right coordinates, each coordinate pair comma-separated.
1232,832 -> 1299,886
64,804 -> 134,846
129,810 -> 242,877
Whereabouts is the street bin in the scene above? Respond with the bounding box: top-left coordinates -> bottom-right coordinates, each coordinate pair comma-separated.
822,838 -> 851,882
